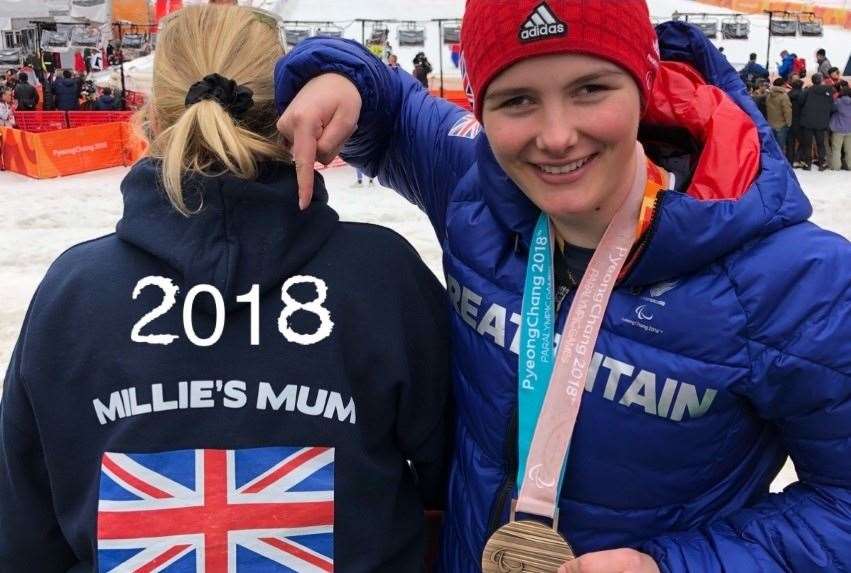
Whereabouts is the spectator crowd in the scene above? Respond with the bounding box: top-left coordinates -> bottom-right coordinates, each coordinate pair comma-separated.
1,59 -> 124,129
743,48 -> 851,172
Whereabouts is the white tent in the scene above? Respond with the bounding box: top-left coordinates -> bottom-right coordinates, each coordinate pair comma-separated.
93,51 -> 152,94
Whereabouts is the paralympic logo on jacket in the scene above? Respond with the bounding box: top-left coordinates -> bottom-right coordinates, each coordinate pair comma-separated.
446,273 -> 717,422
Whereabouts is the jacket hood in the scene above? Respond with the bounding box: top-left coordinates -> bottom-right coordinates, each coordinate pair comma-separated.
834,96 -> 851,110
768,86 -> 786,95
116,158 -> 339,311
479,21 -> 811,286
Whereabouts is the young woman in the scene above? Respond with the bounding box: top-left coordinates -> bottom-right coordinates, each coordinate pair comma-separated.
273,1 -> 851,572
0,5 -> 450,571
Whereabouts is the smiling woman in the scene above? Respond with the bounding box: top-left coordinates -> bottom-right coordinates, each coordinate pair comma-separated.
272,0 -> 851,571
482,56 -> 641,249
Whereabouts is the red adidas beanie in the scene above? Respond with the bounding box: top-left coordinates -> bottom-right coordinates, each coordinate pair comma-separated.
461,0 -> 660,121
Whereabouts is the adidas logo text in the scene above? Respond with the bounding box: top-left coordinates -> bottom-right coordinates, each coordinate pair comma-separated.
519,2 -> 567,42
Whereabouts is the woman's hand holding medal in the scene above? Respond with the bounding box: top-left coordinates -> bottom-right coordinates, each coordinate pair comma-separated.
558,548 -> 660,573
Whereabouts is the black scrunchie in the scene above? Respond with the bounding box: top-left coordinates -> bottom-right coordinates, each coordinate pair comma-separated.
185,73 -> 254,117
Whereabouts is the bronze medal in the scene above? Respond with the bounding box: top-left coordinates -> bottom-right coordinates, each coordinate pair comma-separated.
481,506 -> 574,573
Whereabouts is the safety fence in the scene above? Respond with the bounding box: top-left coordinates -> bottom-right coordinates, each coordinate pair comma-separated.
13,111 -> 137,133
0,122 -> 146,178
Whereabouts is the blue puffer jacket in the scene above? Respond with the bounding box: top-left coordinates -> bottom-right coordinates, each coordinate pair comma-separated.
276,22 -> 851,573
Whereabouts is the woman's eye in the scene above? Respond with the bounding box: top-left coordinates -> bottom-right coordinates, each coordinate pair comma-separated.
501,95 -> 534,108
577,84 -> 609,97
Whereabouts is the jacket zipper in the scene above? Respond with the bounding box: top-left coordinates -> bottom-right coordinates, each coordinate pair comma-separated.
486,406 -> 518,536
621,189 -> 667,281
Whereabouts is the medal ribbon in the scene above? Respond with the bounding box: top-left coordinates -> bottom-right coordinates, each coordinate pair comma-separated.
515,143 -> 649,519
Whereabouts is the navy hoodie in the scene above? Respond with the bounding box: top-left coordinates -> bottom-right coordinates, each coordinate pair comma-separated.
0,159 -> 451,572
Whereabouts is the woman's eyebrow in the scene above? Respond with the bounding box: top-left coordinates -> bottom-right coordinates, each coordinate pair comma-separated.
567,70 -> 627,85
485,70 -> 627,102
485,87 -> 532,102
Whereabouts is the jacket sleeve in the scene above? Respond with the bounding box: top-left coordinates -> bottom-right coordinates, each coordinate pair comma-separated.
639,227 -> 851,572
393,247 -> 453,509
274,37 -> 478,237
0,320 -> 77,571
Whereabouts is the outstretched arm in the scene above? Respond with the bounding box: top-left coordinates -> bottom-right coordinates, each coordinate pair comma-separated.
275,37 -> 478,237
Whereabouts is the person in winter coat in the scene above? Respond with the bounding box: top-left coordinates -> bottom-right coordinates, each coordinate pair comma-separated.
765,77 -> 792,152
12,73 -> 38,111
738,52 -> 768,84
93,86 -> 116,111
41,70 -> 55,111
0,6 -> 451,572
0,88 -> 14,127
777,49 -> 795,80
750,78 -> 769,119
412,51 -> 432,88
816,48 -> 832,78
52,70 -> 81,111
799,73 -> 834,170
273,1 -> 851,572
787,78 -> 806,165
829,87 -> 851,170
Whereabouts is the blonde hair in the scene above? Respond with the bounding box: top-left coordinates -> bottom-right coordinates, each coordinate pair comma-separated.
142,5 -> 288,215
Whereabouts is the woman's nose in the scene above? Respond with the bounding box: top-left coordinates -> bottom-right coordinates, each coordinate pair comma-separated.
535,105 -> 579,156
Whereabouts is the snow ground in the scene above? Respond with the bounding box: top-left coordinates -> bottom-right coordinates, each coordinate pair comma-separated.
1,162 -> 848,493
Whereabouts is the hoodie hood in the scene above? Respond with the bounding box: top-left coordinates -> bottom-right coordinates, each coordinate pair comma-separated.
116,159 -> 339,311
479,21 -> 811,287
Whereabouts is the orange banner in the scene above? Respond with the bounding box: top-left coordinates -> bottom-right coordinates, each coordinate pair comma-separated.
113,0 -> 152,26
731,0 -> 767,13
1,122 -> 148,179
699,0 -> 851,26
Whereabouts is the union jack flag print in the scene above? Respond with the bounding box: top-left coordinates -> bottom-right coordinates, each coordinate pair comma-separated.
448,113 -> 482,140
96,446 -> 334,572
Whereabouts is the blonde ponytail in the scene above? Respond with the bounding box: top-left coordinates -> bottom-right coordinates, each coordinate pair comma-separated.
143,5 -> 288,215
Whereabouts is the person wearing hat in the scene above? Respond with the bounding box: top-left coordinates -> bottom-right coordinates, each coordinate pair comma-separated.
274,1 -> 851,572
